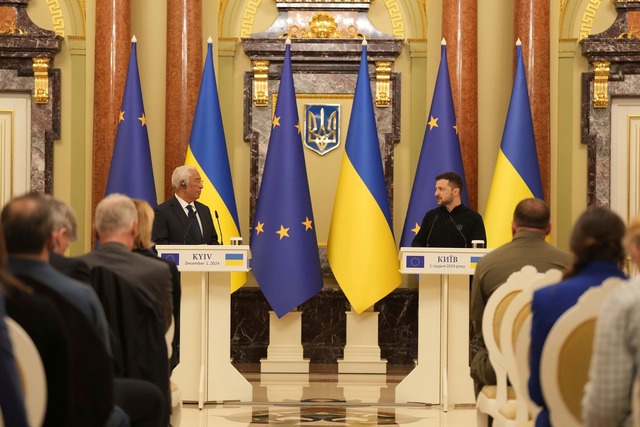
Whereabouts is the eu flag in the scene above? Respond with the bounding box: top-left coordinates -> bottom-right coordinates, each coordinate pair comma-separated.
327,41 -> 401,314
484,40 -> 544,248
249,40 -> 323,318
400,39 -> 468,247
105,37 -> 157,207
185,38 -> 246,292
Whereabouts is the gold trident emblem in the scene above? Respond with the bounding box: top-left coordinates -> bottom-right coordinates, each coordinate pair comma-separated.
307,108 -> 337,152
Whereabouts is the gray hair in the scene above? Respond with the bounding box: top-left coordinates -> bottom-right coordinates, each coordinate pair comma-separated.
95,194 -> 137,236
171,165 -> 198,190
50,198 -> 78,241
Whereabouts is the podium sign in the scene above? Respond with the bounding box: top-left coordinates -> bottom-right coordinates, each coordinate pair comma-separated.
155,245 -> 252,408
400,248 -> 488,275
157,244 -> 250,272
396,247 -> 491,409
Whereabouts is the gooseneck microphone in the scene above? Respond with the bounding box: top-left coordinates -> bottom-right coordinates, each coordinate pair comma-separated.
449,216 -> 468,248
214,210 -> 223,245
426,214 -> 439,247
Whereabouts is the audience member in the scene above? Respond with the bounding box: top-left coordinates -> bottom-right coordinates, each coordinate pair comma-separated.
133,198 -> 181,370
582,214 -> 640,426
469,198 -> 571,396
528,206 -> 627,427
80,194 -> 173,332
48,197 -> 92,284
0,193 -> 124,426
0,233 -> 29,427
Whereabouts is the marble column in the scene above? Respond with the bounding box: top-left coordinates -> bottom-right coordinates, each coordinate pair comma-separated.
442,0 -> 478,209
92,0 -> 131,224
164,0 -> 203,200
514,0 -> 550,200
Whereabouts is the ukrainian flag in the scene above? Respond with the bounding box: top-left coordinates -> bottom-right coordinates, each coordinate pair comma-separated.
484,40 -> 544,248
327,41 -> 401,314
185,38 -> 246,292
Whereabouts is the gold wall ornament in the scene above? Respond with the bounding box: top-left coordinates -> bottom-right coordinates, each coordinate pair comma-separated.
0,20 -> 26,35
375,61 -> 392,107
32,58 -> 51,105
592,61 -> 610,109
252,60 -> 270,107
288,13 -> 358,39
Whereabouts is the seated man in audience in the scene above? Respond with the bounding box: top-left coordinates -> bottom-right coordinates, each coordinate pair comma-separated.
48,197 -> 91,284
582,214 -> 640,427
529,207 -> 627,427
469,198 -> 572,397
79,193 -> 173,332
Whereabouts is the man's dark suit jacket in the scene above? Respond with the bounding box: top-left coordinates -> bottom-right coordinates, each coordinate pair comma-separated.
49,252 -> 92,285
152,196 -> 219,245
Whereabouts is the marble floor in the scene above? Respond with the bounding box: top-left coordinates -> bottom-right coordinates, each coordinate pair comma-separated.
178,365 -> 477,427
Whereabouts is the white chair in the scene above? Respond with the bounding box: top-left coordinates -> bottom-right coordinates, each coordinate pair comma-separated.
166,316 -> 182,427
540,277 -> 624,427
477,265 -> 542,427
5,317 -> 47,427
495,269 -> 562,427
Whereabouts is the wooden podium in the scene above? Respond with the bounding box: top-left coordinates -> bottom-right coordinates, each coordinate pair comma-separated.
155,245 -> 252,408
395,247 -> 491,410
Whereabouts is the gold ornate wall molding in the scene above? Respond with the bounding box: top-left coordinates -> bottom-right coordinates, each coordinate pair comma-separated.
580,0 -> 604,40
46,0 -> 65,37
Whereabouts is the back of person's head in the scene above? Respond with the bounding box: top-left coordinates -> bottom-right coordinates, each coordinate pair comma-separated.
564,206 -> 626,278
0,216 -> 30,295
1,192 -> 54,256
171,165 -> 197,190
513,198 -> 550,230
132,198 -> 155,251
95,194 -> 137,238
435,172 -> 463,190
50,198 -> 78,241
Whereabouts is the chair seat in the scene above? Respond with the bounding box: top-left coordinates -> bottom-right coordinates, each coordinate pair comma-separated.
499,400 -> 518,420
480,385 -> 517,400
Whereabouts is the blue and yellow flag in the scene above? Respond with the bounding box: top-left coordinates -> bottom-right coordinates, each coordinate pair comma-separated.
400,40 -> 468,248
185,39 -> 246,293
106,37 -> 157,206
249,40 -> 323,318
484,41 -> 544,248
327,41 -> 401,314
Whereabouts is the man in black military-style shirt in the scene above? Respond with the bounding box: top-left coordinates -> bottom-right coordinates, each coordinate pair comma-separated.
411,171 -> 486,248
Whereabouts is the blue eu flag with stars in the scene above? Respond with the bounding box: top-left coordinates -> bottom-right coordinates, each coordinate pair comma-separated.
249,40 -> 323,318
400,40 -> 468,247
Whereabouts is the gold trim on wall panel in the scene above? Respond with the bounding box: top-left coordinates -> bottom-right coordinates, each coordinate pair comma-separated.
32,58 -> 51,105
0,110 -> 15,203
592,61 -> 610,109
77,0 -> 86,35
46,0 -> 65,37
628,115 -> 640,224
253,60 -> 269,107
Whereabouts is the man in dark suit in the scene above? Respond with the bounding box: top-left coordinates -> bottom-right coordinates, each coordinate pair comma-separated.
152,165 -> 219,245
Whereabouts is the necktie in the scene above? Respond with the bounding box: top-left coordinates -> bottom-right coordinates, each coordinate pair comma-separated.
187,204 -> 203,243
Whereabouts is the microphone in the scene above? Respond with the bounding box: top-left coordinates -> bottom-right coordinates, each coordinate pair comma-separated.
449,216 -> 468,248
182,206 -> 196,245
426,214 -> 438,247
214,210 -> 223,245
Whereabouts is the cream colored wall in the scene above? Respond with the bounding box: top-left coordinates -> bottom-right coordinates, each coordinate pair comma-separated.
26,0 -> 621,255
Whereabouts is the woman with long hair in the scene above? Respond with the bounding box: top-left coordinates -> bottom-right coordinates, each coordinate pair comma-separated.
528,207 -> 627,427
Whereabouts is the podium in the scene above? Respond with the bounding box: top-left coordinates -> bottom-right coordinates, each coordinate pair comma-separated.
395,247 -> 491,409
155,245 -> 252,408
